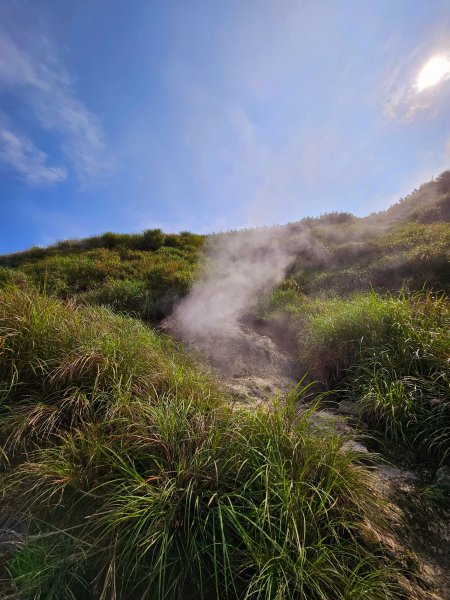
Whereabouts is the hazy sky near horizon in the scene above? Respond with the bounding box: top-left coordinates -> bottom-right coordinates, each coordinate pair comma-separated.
1,0 -> 450,253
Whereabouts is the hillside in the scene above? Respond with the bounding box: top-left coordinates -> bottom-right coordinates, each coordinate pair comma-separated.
0,174 -> 449,599
1,173 -> 449,318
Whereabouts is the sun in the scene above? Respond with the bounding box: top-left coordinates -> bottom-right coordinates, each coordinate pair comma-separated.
416,55 -> 450,92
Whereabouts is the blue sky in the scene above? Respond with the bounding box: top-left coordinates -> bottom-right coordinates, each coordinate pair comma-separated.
1,0 -> 450,253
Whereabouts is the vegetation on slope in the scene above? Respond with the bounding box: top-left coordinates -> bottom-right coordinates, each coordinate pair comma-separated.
268,290 -> 450,464
262,176 -> 450,465
0,287 -> 400,599
295,222 -> 450,295
0,229 -> 204,321
0,173 -> 448,598
1,173 -> 449,321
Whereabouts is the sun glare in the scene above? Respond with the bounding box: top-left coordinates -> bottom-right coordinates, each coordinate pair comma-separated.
416,55 -> 450,92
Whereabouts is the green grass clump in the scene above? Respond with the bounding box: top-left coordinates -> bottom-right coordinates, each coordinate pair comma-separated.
348,293 -> 450,463
296,292 -> 393,389
7,535 -> 89,600
6,394 -> 398,599
297,291 -> 450,463
0,286 -> 219,453
0,266 -> 30,289
80,278 -> 155,319
0,287 -> 400,599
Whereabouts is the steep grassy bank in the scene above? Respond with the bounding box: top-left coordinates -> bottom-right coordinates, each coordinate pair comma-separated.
0,287 -> 402,599
273,291 -> 450,465
1,175 -> 449,324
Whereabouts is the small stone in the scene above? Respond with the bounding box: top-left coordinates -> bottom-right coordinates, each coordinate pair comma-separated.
342,440 -> 369,454
434,466 -> 450,494
338,400 -> 362,417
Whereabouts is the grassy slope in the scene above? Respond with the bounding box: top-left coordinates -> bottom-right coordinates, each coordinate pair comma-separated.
264,176 -> 450,465
0,288 -> 399,599
0,173 -> 449,598
1,175 -> 449,319
0,229 -> 204,321
275,291 -> 449,464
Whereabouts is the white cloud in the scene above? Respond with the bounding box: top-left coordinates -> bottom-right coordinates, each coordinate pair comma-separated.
185,91 -> 270,191
0,127 -> 66,185
0,25 -> 109,183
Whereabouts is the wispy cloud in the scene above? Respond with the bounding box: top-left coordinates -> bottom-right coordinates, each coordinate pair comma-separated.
0,14 -> 109,185
183,88 -> 270,195
384,48 -> 450,120
0,127 -> 66,185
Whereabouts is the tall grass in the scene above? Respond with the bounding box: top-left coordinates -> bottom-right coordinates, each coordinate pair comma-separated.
4,396 -> 399,599
296,291 -> 450,463
0,286 -> 221,455
0,287 -> 401,599
349,292 -> 450,463
289,221 -> 450,296
295,292 -> 393,390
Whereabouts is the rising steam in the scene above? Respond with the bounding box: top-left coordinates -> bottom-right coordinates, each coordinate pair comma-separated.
171,225 -> 317,378
175,227 -> 301,338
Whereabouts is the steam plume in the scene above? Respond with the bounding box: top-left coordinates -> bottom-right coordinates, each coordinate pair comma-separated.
171,225 -> 318,378
175,227 -> 302,338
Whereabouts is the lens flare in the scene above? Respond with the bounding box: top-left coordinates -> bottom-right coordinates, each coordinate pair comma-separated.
416,55 -> 450,92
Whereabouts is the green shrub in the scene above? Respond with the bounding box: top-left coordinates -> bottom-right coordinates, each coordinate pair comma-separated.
139,228 -> 166,251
